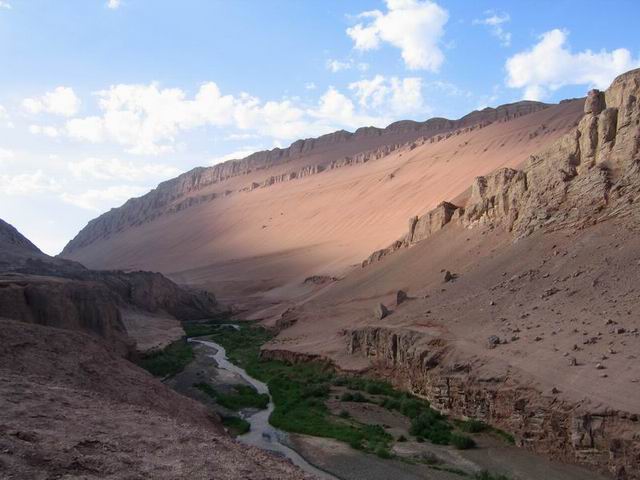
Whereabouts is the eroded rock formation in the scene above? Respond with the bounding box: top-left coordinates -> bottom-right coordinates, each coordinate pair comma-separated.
363,68 -> 640,268
346,326 -> 639,479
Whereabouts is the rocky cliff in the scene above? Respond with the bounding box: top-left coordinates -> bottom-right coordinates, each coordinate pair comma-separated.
61,100 -> 550,255
0,219 -> 222,354
363,69 -> 640,268
345,326 -> 638,479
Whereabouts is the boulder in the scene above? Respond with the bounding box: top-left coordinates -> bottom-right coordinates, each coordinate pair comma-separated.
374,303 -> 390,320
396,290 -> 408,305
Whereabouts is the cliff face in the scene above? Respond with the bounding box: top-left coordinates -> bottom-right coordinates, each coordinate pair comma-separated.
346,326 -> 639,479
0,219 -> 222,354
363,69 -> 640,268
61,101 -> 550,255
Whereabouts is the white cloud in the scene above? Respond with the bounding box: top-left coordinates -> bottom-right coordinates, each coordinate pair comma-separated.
0,147 -> 14,165
60,185 -> 147,211
29,124 -> 60,138
326,58 -> 369,73
327,59 -> 351,73
209,147 -> 263,165
0,1 -> 11,9
473,11 -> 511,47
0,170 -> 60,196
107,0 -> 121,9
22,86 -> 81,117
0,105 -> 13,128
349,75 -> 423,114
62,81 -> 404,154
346,0 -> 449,71
506,29 -> 640,100
67,157 -> 181,181
304,82 -> 317,90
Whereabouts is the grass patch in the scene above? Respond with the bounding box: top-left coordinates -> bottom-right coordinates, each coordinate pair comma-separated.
221,415 -> 250,436
203,324 -> 392,454
474,471 -> 511,480
194,382 -> 269,410
137,339 -> 194,377
455,419 -> 515,445
450,433 -> 476,450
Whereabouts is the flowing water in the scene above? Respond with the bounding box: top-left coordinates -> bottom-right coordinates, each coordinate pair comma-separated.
190,338 -> 338,480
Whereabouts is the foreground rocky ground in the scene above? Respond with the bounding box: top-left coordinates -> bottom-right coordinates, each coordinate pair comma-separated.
0,220 -> 310,479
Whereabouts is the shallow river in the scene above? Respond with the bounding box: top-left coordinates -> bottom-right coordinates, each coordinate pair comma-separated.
190,338 -> 338,480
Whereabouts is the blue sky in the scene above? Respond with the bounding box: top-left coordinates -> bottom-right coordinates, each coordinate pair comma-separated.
1,0 -> 639,254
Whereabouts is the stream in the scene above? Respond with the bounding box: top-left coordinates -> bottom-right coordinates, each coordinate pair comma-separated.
190,338 -> 338,480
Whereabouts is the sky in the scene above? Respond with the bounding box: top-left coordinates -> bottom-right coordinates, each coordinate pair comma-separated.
1,0 -> 639,255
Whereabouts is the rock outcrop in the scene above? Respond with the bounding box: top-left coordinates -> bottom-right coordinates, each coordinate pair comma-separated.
347,326 -> 640,479
362,68 -> 640,267
0,219 -> 222,355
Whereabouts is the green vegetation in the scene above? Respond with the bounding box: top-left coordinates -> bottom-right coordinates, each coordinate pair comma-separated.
194,382 -> 269,410
221,415 -> 250,436
450,433 -> 476,450
474,471 -> 511,480
195,322 -> 490,459
455,418 -> 515,445
137,339 -> 194,377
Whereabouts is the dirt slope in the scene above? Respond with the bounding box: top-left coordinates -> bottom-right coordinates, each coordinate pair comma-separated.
263,69 -> 640,479
61,99 -> 583,311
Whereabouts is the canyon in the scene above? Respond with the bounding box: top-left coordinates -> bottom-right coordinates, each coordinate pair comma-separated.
4,69 -> 640,479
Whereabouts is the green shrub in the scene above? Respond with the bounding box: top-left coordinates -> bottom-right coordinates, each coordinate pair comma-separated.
221,415 -> 250,435
194,382 -> 269,410
138,339 -> 194,377
451,433 -> 476,450
474,471 -> 510,480
341,392 -> 354,401
397,435 -> 407,442
459,419 -> 488,433
409,410 -> 452,445
375,446 -> 393,459
339,410 -> 350,419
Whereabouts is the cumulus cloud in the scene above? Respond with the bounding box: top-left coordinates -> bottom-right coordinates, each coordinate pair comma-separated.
349,75 -> 423,114
473,11 -> 511,47
506,29 -> 640,100
61,81 -> 406,155
346,0 -> 448,71
0,170 -> 60,196
0,1 -> 11,9
0,147 -> 14,165
29,124 -> 60,138
0,105 -> 13,128
326,58 -> 369,73
67,157 -> 181,181
106,0 -> 121,9
209,147 -> 263,165
60,185 -> 148,211
22,86 -> 81,117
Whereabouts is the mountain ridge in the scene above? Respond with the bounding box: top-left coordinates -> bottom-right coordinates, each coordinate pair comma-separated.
61,99 -> 551,256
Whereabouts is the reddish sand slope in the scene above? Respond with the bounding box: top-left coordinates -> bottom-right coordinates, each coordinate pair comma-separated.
62,100 -> 583,309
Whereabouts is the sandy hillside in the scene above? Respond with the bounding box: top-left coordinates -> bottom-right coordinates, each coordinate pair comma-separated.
62,100 -> 583,310
262,70 -> 640,479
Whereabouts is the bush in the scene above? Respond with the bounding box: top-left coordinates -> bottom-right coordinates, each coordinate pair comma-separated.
194,382 -> 269,411
340,392 -> 354,401
409,410 -> 452,445
339,410 -> 350,419
474,471 -> 510,480
451,433 -> 476,450
459,419 -> 488,433
397,435 -> 407,442
375,446 -> 393,459
138,339 -> 194,377
221,415 -> 250,435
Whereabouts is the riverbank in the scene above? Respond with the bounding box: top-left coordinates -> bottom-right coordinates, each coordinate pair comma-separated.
175,322 -> 609,480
